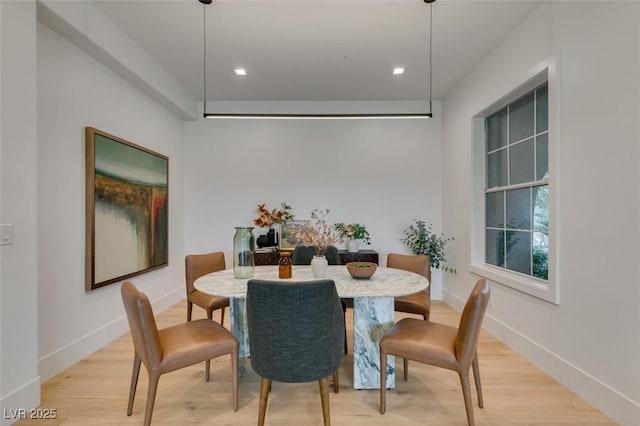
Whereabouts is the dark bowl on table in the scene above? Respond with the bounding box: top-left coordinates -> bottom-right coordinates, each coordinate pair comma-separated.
346,262 -> 377,279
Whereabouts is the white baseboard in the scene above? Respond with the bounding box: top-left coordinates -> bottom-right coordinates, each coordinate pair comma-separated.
38,288 -> 184,383
0,376 -> 40,426
443,289 -> 640,426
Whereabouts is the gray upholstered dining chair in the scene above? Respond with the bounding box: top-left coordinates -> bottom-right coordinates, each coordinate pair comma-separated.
121,281 -> 238,426
291,245 -> 348,353
246,279 -> 345,426
185,251 -> 230,324
379,279 -> 490,426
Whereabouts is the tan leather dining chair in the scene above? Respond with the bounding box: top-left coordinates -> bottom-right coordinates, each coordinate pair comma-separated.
185,251 -> 230,324
121,281 -> 239,426
380,279 -> 490,426
387,253 -> 431,320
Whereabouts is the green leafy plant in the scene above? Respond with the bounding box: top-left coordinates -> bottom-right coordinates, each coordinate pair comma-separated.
401,219 -> 456,273
334,223 -> 371,244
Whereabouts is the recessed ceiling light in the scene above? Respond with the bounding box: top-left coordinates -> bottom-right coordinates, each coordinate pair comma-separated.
393,67 -> 405,75
234,68 -> 247,76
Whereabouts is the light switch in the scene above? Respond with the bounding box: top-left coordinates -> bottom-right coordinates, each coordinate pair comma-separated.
0,224 -> 14,246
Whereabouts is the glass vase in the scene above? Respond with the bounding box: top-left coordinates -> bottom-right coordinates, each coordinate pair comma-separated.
233,226 -> 255,278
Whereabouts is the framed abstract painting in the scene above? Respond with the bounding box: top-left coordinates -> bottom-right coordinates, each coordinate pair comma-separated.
85,127 -> 169,290
279,220 -> 308,251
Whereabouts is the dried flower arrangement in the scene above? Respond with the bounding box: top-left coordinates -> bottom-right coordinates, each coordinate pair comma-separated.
253,202 -> 294,228
295,208 -> 343,255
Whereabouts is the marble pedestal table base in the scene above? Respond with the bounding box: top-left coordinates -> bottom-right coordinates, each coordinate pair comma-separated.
352,296 -> 395,389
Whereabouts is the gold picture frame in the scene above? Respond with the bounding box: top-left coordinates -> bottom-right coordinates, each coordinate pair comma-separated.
85,127 -> 169,290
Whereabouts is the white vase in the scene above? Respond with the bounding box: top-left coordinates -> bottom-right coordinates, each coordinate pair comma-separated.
311,255 -> 328,278
347,239 -> 360,253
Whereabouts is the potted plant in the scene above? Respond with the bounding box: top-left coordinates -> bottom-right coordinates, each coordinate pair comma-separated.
401,219 -> 456,273
334,222 -> 371,252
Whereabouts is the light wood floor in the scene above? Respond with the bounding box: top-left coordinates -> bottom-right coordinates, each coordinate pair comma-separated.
17,301 -> 615,426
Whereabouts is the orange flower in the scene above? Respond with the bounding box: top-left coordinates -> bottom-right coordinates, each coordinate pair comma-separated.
253,202 -> 294,228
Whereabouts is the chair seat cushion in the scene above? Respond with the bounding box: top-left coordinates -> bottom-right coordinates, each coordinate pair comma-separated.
380,318 -> 458,370
394,291 -> 430,317
189,290 -> 229,311
159,319 -> 237,373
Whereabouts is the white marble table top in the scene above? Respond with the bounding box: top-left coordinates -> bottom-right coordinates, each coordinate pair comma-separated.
194,265 -> 429,299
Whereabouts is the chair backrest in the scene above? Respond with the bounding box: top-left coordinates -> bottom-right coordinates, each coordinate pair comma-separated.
185,251 -> 226,295
121,281 -> 162,369
455,279 -> 490,367
386,253 -> 431,296
246,279 -> 344,383
291,246 -> 341,265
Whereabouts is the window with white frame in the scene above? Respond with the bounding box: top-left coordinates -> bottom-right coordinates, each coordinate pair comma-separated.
485,83 -> 549,280
471,65 -> 556,303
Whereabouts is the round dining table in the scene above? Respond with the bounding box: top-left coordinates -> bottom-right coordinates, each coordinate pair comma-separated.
195,264 -> 429,389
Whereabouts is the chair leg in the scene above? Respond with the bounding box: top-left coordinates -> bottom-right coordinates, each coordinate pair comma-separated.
207,309 -> 213,320
458,370 -> 476,426
403,358 -> 409,380
342,306 -> 348,354
258,377 -> 271,426
187,301 -> 193,322
231,346 -> 239,411
472,352 -> 484,409
332,370 -> 339,394
143,373 -> 160,426
127,355 -> 141,416
344,329 -> 348,354
319,377 -> 331,426
220,307 -> 226,326
380,347 -> 387,414
205,359 -> 211,381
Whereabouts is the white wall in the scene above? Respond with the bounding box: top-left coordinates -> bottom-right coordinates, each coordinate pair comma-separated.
0,1 -> 40,421
184,103 -> 445,294
35,21 -> 187,382
441,2 -> 640,425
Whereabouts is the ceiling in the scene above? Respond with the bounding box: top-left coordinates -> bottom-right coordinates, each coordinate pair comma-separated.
93,0 -> 540,102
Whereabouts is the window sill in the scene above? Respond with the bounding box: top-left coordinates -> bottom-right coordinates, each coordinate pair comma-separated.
470,263 -> 558,304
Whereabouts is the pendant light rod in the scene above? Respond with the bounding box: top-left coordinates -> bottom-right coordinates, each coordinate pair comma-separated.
200,0 -> 435,119
427,0 -> 434,117
200,0 -> 210,116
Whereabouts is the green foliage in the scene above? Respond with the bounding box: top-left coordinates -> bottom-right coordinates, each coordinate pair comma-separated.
401,220 -> 456,273
334,223 -> 371,244
532,247 -> 548,280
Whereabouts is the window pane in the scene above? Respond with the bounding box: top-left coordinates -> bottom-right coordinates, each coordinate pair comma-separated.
506,188 -> 531,230
533,185 -> 548,233
487,149 -> 507,188
536,85 -> 548,133
487,108 -> 507,152
486,229 -> 505,267
505,230 -> 531,274
536,133 -> 548,181
486,192 -> 504,228
509,138 -> 535,185
509,92 -> 535,143
533,231 -> 548,279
